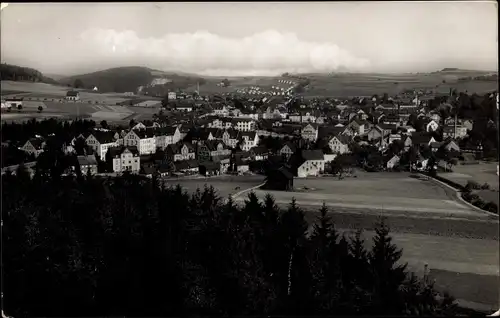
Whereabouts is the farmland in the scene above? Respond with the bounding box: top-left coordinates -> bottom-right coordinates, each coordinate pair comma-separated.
1,81 -> 161,123
234,172 -> 493,219
301,71 -> 498,97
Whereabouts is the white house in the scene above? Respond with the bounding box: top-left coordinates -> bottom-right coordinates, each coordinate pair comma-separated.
109,146 -> 141,173
297,150 -> 325,178
123,129 -> 157,155
328,135 -> 350,154
301,123 -> 319,142
86,131 -> 119,161
231,118 -> 256,132
240,131 -> 259,151
155,126 -> 182,150
168,92 -> 177,100
426,120 -> 439,132
4,97 -> 23,109
21,138 -> 45,158
386,155 -> 400,169
65,91 -> 80,101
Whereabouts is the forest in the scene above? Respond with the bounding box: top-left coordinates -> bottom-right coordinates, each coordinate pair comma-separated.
0,63 -> 58,84
2,166 -> 460,317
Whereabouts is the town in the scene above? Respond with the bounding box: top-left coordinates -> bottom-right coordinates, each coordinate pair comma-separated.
2,87 -> 498,185
1,2 -> 499,317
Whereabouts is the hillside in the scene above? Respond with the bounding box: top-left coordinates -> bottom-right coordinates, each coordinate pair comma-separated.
0,63 -> 59,84
59,66 -> 208,95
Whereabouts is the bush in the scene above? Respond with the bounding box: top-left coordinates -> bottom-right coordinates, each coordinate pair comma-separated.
483,202 -> 498,213
481,183 -> 490,190
465,180 -> 481,191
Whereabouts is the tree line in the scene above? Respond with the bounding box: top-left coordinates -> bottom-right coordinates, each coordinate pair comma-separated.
0,63 -> 58,84
2,164 -> 460,317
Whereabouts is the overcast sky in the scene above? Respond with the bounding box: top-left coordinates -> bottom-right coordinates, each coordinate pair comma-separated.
1,2 -> 497,76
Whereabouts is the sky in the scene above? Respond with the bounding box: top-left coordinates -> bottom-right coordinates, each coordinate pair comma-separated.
0,2 -> 498,76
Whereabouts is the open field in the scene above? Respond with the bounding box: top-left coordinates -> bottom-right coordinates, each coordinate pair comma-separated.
304,73 -> 497,97
338,229 -> 499,311
1,81 -> 163,123
234,172 -> 491,219
438,162 -> 499,206
442,162 -> 499,190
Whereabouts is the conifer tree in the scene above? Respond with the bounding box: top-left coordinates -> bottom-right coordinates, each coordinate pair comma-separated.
369,219 -> 408,314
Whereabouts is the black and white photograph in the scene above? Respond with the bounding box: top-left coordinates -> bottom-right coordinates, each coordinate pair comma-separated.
1,2 -> 499,317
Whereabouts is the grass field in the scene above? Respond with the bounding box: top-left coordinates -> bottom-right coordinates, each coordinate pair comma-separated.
234,172 -> 489,219
303,72 -> 497,97
340,229 -> 499,310
0,81 -> 164,123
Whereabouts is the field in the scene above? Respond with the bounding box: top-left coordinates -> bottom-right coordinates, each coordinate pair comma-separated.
342,229 -> 499,311
1,81 -> 161,123
235,172 -> 491,219
438,162 -> 499,206
303,72 -> 497,97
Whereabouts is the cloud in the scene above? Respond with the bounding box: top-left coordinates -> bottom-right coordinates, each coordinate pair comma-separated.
79,28 -> 371,76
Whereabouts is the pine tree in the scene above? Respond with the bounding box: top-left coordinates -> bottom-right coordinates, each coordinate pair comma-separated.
368,219 -> 408,314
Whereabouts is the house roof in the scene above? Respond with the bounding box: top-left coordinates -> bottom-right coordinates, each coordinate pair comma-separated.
332,134 -> 351,145
250,146 -> 269,155
27,138 -> 44,150
204,140 -> 225,151
92,130 -> 116,144
133,128 -> 156,139
281,141 -> 297,153
66,91 -> 79,97
108,146 -> 139,158
278,166 -> 294,180
301,149 -> 324,161
167,142 -> 195,155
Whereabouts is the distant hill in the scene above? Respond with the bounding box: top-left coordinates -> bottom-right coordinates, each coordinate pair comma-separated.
59,66 -> 208,95
0,63 -> 59,84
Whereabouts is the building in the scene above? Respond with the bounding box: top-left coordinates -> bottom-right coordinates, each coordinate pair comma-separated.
4,97 -> 23,109
168,92 -> 177,100
108,146 -> 141,173
328,135 -> 350,154
426,120 -> 439,132
123,129 -> 157,155
21,138 -> 45,158
65,91 -> 80,101
77,155 -> 98,175
166,143 -> 196,162
155,126 -> 182,150
86,131 -> 119,160
296,150 -> 325,178
240,131 -> 259,151
300,123 -> 319,142
442,125 -> 468,139
386,155 -> 400,169
231,118 -> 256,132
263,166 -> 294,191
280,142 -> 297,159
197,140 -> 231,161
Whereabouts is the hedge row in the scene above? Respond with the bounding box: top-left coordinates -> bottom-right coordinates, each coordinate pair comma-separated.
462,192 -> 498,214
423,172 -> 498,215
